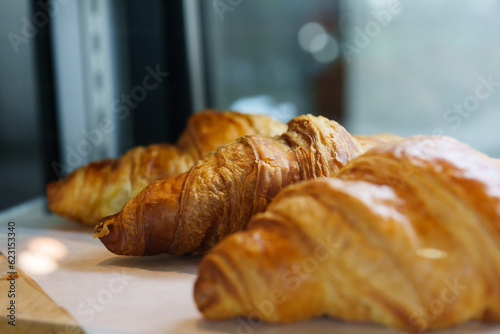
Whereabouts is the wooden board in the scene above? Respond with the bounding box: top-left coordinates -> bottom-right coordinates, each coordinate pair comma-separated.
0,252 -> 85,334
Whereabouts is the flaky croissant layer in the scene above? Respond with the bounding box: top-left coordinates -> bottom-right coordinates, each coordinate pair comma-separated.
194,136 -> 500,332
94,114 -> 385,256
47,110 -> 286,226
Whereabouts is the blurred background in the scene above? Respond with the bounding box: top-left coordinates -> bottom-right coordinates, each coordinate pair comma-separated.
1,0 -> 499,210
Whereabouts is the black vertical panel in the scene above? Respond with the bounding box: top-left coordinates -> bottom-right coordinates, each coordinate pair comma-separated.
199,1 -> 214,108
126,0 -> 168,146
126,0 -> 192,146
161,0 -> 193,142
33,0 -> 61,184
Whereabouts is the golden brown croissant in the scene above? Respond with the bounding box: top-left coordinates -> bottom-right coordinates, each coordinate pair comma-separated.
47,110 -> 286,226
194,135 -> 500,332
354,133 -> 402,151
94,114 -> 380,256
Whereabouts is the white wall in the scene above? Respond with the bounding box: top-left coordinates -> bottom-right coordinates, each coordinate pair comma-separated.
345,0 -> 500,158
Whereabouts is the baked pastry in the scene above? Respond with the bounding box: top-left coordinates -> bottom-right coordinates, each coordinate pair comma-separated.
354,133 -> 402,151
46,110 -> 286,226
94,114 -> 388,256
194,135 -> 500,332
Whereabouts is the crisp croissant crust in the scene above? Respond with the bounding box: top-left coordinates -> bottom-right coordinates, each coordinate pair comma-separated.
94,114 -> 383,256
46,110 -> 286,226
194,135 -> 500,332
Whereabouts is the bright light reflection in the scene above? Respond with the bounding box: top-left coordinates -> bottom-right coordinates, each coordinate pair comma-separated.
28,237 -> 67,261
313,36 -> 340,63
298,22 -> 326,52
18,237 -> 68,275
309,33 -> 328,53
19,251 -> 59,275
416,248 -> 448,260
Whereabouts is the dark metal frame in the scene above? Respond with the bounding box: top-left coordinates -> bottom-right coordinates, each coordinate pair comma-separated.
126,0 -> 193,145
33,0 -> 60,185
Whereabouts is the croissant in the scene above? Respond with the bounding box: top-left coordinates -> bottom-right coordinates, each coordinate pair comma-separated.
194,135 -> 500,332
93,114 -> 394,256
46,110 -> 286,226
354,133 -> 402,151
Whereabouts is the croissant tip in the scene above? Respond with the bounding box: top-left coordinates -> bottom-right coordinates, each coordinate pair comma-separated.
94,214 -> 132,255
94,216 -> 115,238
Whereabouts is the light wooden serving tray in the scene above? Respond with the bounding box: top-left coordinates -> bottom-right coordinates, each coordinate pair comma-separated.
0,252 -> 84,334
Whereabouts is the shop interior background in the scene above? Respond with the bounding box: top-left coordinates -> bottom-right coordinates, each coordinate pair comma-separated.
1,0 -> 499,210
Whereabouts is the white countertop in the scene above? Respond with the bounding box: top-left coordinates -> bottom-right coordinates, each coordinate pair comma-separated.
0,198 -> 499,334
